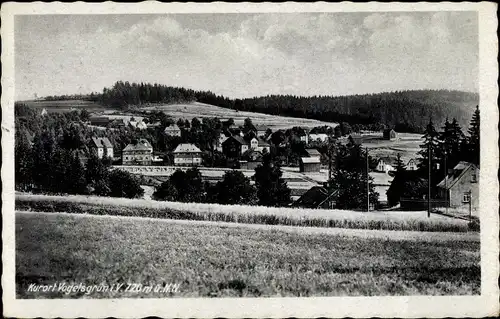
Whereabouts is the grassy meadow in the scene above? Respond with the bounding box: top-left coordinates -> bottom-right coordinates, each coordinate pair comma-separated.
16,194 -> 473,232
141,102 -> 338,130
16,212 -> 480,298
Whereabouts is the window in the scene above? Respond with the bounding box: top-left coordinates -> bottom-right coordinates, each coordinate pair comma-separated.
463,192 -> 471,203
471,171 -> 477,183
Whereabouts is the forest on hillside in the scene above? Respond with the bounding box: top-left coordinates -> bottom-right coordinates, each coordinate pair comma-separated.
59,81 -> 479,134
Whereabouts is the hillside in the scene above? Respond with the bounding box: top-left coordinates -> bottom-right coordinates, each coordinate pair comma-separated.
208,90 -> 479,133
139,102 -> 338,130
29,82 -> 479,133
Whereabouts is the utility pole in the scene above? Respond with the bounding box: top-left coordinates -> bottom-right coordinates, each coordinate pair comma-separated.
444,149 -> 448,215
427,142 -> 431,218
327,135 -> 335,209
366,147 -> 370,212
469,190 -> 472,220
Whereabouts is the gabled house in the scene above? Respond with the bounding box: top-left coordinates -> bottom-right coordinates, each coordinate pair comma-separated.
222,135 -> 248,158
164,124 -> 182,137
383,129 -> 397,140
436,161 -> 479,214
91,137 -> 114,159
173,143 -> 202,166
407,158 -> 418,171
376,157 -> 397,173
40,108 -> 48,116
122,139 -> 153,166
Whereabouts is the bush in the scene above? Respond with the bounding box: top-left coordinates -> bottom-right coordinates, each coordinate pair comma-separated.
468,219 -> 480,232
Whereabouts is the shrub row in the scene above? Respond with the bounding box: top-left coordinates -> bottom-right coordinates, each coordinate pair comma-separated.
15,196 -> 472,233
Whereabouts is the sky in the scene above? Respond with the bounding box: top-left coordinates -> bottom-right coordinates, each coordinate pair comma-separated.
15,12 -> 478,100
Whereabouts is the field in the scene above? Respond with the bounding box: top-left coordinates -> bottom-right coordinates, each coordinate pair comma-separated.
19,99 -> 111,113
16,194 -> 473,232
140,102 -> 338,130
15,212 -> 480,298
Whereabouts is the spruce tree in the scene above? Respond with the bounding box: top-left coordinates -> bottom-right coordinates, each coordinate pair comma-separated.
417,118 -> 440,175
467,105 -> 480,165
254,154 -> 291,207
395,153 -> 406,172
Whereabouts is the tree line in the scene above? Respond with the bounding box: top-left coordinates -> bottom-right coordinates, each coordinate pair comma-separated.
87,81 -> 478,134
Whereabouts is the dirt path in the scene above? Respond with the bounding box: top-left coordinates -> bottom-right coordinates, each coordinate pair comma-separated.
16,211 -> 479,242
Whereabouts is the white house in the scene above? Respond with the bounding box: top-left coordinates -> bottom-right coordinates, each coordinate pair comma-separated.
248,137 -> 271,153
376,157 -> 397,173
173,143 -> 203,166
91,137 -> 114,159
407,159 -> 418,171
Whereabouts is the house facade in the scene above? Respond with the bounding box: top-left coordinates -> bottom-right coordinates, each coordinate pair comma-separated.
222,136 -> 248,158
122,139 -> 153,166
407,159 -> 418,171
376,157 -> 397,173
436,161 -> 479,215
91,137 -> 114,159
164,124 -> 182,137
383,129 -> 397,140
173,143 -> 203,166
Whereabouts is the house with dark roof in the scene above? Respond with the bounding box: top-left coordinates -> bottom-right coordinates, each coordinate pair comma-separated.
222,135 -> 249,158
383,129 -> 397,140
173,143 -> 202,166
122,139 -> 153,166
436,161 -> 479,214
91,137 -> 114,159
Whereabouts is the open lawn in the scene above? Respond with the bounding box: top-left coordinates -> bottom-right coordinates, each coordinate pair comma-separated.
141,102 -> 338,130
16,194 -> 473,232
15,212 -> 480,298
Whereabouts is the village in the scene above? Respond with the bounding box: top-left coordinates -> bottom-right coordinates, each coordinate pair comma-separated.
82,109 -> 478,215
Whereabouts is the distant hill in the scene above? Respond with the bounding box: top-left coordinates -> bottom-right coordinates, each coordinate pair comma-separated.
35,81 -> 479,133
199,90 -> 479,134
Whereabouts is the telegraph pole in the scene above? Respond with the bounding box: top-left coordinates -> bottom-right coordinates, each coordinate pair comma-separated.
366,147 -> 370,212
444,149 -> 448,215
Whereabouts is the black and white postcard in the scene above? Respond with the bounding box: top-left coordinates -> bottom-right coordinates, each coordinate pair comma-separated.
2,2 -> 498,318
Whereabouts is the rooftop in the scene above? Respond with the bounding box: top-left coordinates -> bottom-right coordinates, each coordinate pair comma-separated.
123,139 -> 153,152
91,137 -> 113,148
174,143 -> 202,154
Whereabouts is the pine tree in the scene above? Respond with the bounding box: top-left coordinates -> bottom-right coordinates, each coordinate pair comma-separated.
467,105 -> 480,165
67,152 -> 87,194
327,145 -> 378,209
15,126 -> 33,191
395,153 -> 406,172
254,154 -> 291,207
417,118 -> 440,175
